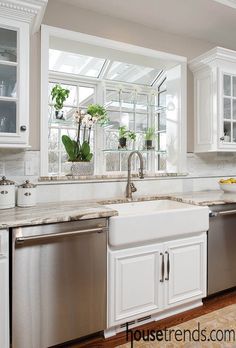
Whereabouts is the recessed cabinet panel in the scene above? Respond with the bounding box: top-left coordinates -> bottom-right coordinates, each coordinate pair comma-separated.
196,73 -> 212,145
165,237 -> 206,308
0,100 -> 16,133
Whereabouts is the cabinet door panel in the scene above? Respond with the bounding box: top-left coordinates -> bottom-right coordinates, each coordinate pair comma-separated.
108,245 -> 163,326
165,235 -> 206,308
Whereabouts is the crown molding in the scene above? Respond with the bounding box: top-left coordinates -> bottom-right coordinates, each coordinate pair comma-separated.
0,0 -> 48,32
189,46 -> 236,72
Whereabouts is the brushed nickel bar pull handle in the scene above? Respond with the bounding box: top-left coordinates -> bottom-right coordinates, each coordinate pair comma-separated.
15,227 -> 104,245
165,251 -> 170,281
160,253 -> 164,282
218,210 -> 236,216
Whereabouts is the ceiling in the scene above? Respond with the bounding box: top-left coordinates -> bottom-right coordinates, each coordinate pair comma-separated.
57,0 -> 236,49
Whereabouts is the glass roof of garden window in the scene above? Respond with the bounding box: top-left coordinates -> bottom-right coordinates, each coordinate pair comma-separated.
105,61 -> 162,85
49,49 -> 106,78
49,49 -> 163,86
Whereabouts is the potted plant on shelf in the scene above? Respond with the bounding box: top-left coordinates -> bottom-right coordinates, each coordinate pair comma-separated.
144,127 -> 156,149
118,126 -> 136,149
51,84 -> 70,120
62,104 -> 108,176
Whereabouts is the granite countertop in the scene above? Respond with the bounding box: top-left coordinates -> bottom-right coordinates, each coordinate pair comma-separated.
171,190 -> 236,206
0,189 -> 235,229
0,201 -> 118,229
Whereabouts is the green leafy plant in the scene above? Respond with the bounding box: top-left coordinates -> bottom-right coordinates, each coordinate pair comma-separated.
51,84 -> 70,111
62,135 -> 93,162
118,126 -> 136,140
87,104 -> 109,126
145,127 -> 156,141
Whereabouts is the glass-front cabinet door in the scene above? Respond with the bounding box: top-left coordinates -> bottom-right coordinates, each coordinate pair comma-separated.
0,17 -> 29,147
220,73 -> 236,148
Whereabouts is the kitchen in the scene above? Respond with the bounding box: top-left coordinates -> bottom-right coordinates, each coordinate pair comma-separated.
1,0 -> 236,347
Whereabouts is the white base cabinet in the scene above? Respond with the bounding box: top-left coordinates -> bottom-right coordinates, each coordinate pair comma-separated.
0,229 -> 9,348
108,233 -> 206,329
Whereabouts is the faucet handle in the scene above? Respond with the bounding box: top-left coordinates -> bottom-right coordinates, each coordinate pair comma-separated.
138,168 -> 144,179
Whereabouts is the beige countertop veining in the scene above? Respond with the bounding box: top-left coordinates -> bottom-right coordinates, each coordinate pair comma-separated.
0,189 -> 235,229
0,201 -> 118,229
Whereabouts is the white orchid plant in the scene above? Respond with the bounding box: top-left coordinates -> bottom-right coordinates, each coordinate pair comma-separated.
62,104 -> 109,162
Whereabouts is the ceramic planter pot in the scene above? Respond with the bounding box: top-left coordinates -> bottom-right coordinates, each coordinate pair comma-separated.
55,110 -> 64,120
145,140 -> 154,150
119,137 -> 127,148
71,161 -> 94,176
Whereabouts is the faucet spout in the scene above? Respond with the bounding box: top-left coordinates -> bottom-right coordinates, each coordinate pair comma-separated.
126,150 -> 144,199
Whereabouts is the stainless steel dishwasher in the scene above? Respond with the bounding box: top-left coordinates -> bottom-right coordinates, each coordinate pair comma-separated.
208,204 -> 236,295
12,218 -> 107,348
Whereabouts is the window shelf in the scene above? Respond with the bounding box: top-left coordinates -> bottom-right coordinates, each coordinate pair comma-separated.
103,148 -> 166,154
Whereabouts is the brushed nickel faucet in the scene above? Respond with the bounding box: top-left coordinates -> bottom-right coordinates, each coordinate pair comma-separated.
126,150 -> 144,199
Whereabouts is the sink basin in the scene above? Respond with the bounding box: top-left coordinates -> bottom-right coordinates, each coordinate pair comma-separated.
106,200 -> 209,247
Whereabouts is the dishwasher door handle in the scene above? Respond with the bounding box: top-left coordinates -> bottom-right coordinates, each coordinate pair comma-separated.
15,227 -> 105,245
218,210 -> 236,216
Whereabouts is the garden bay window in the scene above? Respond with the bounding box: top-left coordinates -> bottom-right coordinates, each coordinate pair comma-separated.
41,26 -> 187,176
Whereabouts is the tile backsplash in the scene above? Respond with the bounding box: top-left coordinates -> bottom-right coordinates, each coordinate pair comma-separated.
0,150 -> 236,203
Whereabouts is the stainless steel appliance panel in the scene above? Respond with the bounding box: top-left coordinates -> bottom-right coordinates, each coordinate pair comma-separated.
208,210 -> 236,295
12,219 -> 107,348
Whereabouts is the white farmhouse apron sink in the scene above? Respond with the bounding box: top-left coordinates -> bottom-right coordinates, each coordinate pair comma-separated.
106,200 -> 209,247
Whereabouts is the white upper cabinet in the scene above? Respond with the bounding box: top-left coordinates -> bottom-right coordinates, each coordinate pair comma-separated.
189,47 -> 236,152
0,18 -> 29,147
0,0 -> 47,148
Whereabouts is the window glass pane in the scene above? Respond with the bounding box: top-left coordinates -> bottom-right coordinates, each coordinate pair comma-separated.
224,75 -> 231,96
0,28 -> 17,62
105,130 -> 119,149
49,83 -> 77,106
224,98 -> 231,119
105,152 -> 120,171
158,154 -> 166,171
0,64 -> 17,97
106,61 -> 162,85
79,87 -> 94,106
48,128 -> 59,150
105,89 -> 120,110
136,113 -> 148,132
48,151 -> 59,174
136,94 -> 148,112
49,49 -> 105,78
121,91 -> 134,111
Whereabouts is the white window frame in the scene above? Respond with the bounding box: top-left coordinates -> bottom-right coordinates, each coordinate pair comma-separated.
41,25 -> 187,176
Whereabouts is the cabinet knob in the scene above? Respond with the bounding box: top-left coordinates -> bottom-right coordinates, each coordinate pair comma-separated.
20,125 -> 27,132
220,136 -> 224,141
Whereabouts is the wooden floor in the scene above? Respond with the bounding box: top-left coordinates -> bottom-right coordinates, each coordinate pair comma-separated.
61,288 -> 236,348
